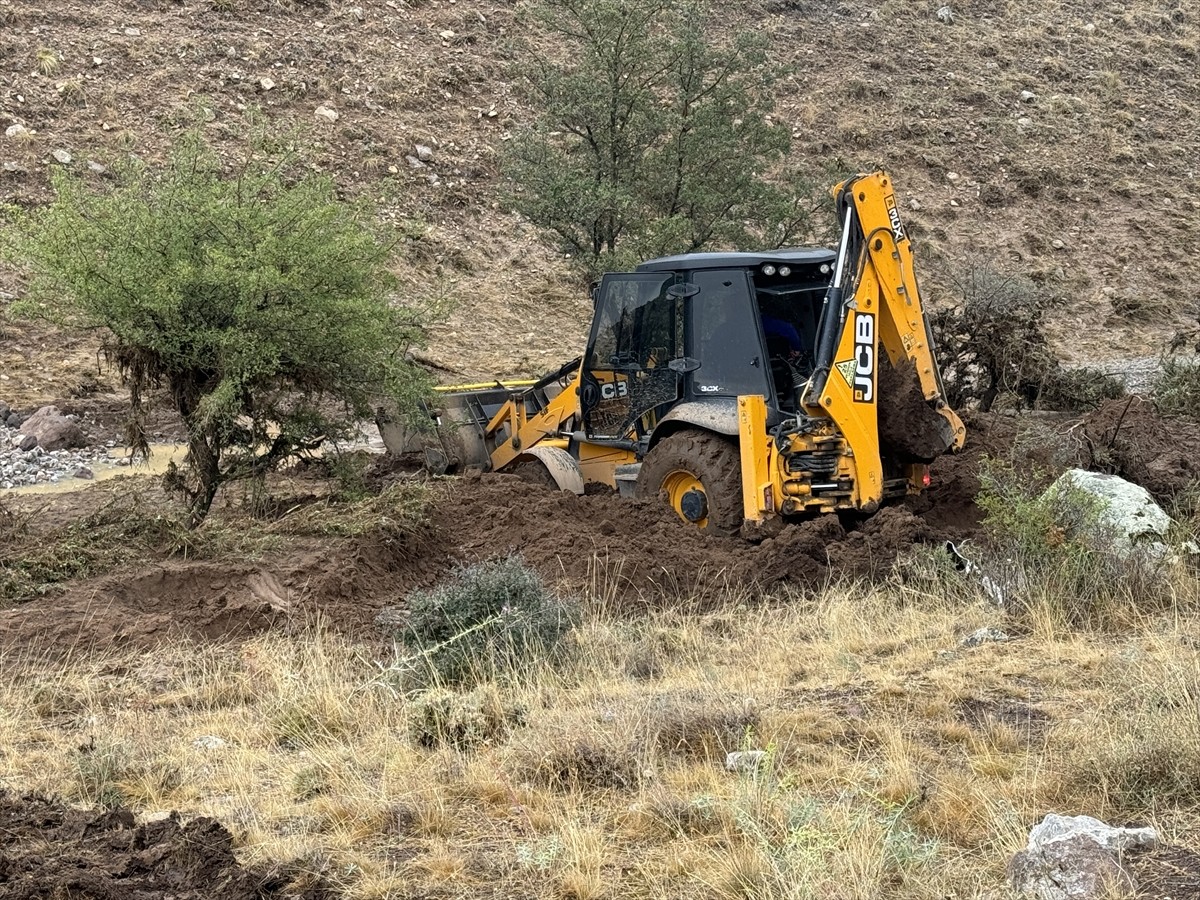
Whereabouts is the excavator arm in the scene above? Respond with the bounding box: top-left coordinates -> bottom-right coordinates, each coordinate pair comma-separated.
805,171 -> 965,509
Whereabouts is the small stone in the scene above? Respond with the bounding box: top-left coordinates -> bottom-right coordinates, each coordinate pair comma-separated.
347,6 -> 364,19
0,401 -> 9,420
936,5 -> 953,22
1051,239 -> 1065,250
86,160 -> 106,175
415,143 -> 434,162
1017,117 -> 1033,127
439,29 -> 455,39
908,197 -> 921,211
1083,22 -> 1095,33
961,627 -> 1010,648
73,467 -> 94,480
16,434 -> 37,452
405,154 -> 425,169
2,162 -> 23,173
192,735 -> 227,751
51,149 -> 72,165
4,124 -> 28,139
946,171 -> 960,181
92,56 -> 103,66
124,26 -> 141,36
6,412 -> 27,429
144,810 -> 174,823
116,457 -> 132,467
314,105 -> 338,122
1020,90 -> 1038,103
259,76 -> 275,91
725,750 -> 769,773
950,199 -> 960,207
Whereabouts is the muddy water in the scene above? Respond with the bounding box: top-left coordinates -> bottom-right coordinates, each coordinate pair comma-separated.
7,443 -> 188,496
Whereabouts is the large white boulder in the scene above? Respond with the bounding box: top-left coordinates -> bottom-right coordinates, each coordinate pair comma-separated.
1044,469 -> 1179,557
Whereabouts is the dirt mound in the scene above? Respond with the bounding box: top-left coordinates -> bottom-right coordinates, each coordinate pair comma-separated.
434,474 -> 955,600
0,793 -> 325,900
1080,397 -> 1200,503
0,526 -> 454,658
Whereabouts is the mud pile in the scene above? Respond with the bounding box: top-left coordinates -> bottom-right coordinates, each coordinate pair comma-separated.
1080,396 -> 1200,503
0,793 -> 325,900
2,400 -> 1192,658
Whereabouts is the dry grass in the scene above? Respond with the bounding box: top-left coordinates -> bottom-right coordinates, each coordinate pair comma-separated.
2,570 -> 1199,899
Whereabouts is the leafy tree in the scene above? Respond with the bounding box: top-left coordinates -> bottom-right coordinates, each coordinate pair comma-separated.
503,0 -> 820,277
4,129 -> 431,526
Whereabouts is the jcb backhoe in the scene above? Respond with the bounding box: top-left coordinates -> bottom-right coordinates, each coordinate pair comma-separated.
380,171 -> 966,533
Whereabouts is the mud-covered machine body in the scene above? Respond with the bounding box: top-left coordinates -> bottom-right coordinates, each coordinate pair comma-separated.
381,172 -> 966,531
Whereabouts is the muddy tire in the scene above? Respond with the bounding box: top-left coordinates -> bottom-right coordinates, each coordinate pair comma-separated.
635,430 -> 743,533
511,458 -> 560,490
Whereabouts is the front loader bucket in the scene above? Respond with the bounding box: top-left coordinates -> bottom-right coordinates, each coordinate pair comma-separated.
376,385 -> 518,474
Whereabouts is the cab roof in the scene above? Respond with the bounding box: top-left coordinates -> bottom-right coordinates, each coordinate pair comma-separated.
635,248 -> 836,273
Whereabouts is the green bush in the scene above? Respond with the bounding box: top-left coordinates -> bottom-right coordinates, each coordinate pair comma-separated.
1153,357 -> 1200,420
408,685 -> 526,749
398,556 -> 577,687
2,123 -> 432,526
1026,366 -> 1126,411
976,459 -> 1164,629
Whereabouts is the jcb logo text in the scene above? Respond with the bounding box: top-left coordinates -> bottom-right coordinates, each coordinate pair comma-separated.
853,313 -> 875,403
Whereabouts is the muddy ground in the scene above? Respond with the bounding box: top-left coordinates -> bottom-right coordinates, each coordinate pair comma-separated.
6,399 -> 1192,661
0,792 -> 326,900
0,401 -> 1198,899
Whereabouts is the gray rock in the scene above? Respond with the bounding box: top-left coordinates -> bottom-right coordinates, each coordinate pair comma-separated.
936,5 -> 954,22
87,160 -> 107,175
18,405 -> 86,451
0,401 -> 9,421
1020,90 -> 1038,103
1009,814 -> 1156,900
192,735 -> 227,750
315,105 -> 338,123
124,26 -> 141,36
16,434 -> 37,452
73,466 -> 94,480
415,143 -> 434,162
6,411 -> 27,429
725,750 -> 768,773
961,626 -> 1010,648
4,124 -> 28,139
1043,469 -> 1183,559
51,149 -> 73,165
405,154 -> 425,169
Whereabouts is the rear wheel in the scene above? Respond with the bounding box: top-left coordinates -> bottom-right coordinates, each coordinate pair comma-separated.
511,458 -> 560,490
635,430 -> 743,533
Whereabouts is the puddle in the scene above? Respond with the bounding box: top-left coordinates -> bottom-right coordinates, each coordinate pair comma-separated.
6,443 -> 189,496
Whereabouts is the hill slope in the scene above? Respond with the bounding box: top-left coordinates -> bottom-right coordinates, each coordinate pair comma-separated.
1,0 -> 1197,388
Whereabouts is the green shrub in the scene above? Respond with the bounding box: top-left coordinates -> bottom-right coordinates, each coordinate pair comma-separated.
398,556 -> 577,687
1153,357 -> 1200,420
976,459 -> 1164,629
1027,365 -> 1126,411
408,685 -> 526,749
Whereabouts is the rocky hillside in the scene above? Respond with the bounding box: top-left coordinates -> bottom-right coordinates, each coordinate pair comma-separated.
1,0 -> 1198,386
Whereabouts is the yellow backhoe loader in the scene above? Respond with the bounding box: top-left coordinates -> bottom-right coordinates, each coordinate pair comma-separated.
380,171 -> 965,533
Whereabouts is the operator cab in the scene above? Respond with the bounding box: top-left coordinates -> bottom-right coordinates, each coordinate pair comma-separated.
579,249 -> 836,444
